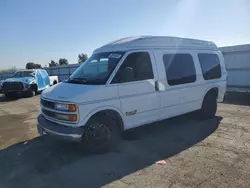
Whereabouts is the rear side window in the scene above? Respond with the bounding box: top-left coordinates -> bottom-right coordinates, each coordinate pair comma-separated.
198,54 -> 221,80
163,54 -> 196,86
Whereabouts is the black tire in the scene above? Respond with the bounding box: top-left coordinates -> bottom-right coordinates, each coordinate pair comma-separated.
31,84 -> 38,95
82,118 -> 121,154
25,89 -> 35,97
200,93 -> 217,119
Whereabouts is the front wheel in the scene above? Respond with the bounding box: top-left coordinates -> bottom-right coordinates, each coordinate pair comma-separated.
82,118 -> 121,153
24,89 -> 35,97
200,93 -> 217,119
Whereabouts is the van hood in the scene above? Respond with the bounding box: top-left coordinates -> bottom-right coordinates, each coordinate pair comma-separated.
42,82 -> 113,103
4,77 -> 35,84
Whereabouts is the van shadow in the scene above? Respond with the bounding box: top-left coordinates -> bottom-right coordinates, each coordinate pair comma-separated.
0,114 -> 222,188
224,92 -> 250,106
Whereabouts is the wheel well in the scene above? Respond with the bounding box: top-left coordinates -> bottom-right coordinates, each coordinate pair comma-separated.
89,110 -> 124,132
205,87 -> 218,99
53,80 -> 57,85
30,84 -> 37,91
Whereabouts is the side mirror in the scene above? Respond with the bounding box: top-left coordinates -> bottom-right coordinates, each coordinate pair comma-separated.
120,67 -> 134,83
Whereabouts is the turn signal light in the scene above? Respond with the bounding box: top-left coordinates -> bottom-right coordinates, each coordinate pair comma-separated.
68,104 -> 77,112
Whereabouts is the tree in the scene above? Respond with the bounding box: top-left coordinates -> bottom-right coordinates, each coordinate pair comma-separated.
35,64 -> 41,68
26,62 -> 42,69
49,60 -> 58,67
78,53 -> 88,63
26,62 -> 35,69
58,58 -> 69,66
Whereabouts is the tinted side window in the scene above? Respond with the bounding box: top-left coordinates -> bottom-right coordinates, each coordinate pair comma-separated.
198,54 -> 221,80
163,54 -> 196,86
23,71 -> 33,77
13,72 -> 21,77
112,52 -> 154,83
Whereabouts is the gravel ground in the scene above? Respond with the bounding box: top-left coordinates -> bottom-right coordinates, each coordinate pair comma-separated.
0,93 -> 249,188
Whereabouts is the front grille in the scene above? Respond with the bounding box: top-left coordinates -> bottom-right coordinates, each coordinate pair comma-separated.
3,82 -> 23,92
41,98 -> 56,119
42,109 -> 56,118
41,98 -> 55,109
41,98 -> 78,123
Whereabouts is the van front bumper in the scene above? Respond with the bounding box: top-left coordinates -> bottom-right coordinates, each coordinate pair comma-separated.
37,114 -> 84,142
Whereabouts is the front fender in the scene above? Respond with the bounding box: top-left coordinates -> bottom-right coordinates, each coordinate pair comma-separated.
79,105 -> 125,129
25,79 -> 36,89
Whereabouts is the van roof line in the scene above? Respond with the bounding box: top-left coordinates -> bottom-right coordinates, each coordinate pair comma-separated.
93,36 -> 218,54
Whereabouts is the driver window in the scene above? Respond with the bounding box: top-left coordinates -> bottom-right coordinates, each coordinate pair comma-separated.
112,52 -> 154,83
24,71 -> 33,77
13,72 -> 20,77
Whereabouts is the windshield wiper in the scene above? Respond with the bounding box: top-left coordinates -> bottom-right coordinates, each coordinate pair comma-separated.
67,77 -> 87,84
66,77 -> 105,85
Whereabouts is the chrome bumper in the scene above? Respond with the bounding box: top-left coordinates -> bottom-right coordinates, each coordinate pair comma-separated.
37,114 -> 84,142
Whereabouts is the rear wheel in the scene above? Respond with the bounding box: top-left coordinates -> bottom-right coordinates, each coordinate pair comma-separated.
200,92 -> 217,119
82,118 -> 121,153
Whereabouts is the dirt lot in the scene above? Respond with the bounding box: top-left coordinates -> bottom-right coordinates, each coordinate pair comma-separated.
0,93 -> 249,188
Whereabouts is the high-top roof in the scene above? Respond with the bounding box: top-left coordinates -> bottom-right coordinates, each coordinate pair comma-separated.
93,36 -> 218,54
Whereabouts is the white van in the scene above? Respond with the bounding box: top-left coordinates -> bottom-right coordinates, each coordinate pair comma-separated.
37,36 -> 227,152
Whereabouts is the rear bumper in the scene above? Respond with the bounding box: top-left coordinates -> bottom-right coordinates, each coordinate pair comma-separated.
37,114 -> 84,142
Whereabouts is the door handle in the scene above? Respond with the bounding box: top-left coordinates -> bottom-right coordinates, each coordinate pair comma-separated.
155,81 -> 159,91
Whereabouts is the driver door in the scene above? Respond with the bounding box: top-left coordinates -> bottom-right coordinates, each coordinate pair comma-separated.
111,51 -> 161,129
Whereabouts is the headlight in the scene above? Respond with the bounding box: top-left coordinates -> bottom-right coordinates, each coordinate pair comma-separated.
54,103 -> 77,112
55,113 -> 77,121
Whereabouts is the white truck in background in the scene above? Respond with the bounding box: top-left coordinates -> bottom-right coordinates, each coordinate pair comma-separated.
49,76 -> 59,86
220,44 -> 250,93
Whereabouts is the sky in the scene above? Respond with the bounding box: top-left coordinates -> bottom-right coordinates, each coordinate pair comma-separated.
0,0 -> 250,69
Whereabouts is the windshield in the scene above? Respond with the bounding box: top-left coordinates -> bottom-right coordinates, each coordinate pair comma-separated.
13,71 -> 34,78
67,52 -> 124,85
